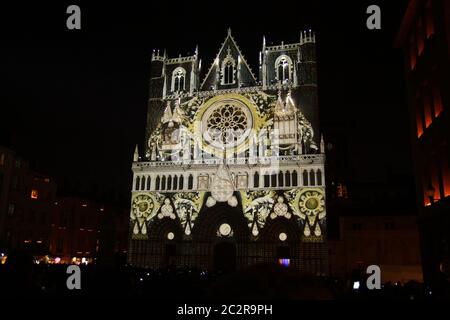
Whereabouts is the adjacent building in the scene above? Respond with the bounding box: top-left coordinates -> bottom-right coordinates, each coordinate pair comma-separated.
0,146 -> 57,254
329,214 -> 422,284
0,146 -> 129,265
50,197 -> 128,264
395,0 -> 450,287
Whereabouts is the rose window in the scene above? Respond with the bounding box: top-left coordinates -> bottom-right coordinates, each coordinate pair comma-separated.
202,99 -> 252,149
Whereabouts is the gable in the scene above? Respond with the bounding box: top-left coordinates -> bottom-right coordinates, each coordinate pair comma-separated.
200,30 -> 257,91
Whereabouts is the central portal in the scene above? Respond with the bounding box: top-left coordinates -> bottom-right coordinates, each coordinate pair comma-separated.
213,242 -> 236,273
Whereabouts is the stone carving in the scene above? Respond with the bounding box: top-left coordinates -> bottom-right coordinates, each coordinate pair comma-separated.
271,196 -> 291,219
158,198 -> 176,220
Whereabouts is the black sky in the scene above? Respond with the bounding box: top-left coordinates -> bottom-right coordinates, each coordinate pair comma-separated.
0,1 -> 411,204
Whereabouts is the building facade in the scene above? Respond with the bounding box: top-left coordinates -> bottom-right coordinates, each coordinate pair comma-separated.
329,214 -> 422,284
0,146 -> 57,255
128,30 -> 327,274
50,197 -> 129,264
0,146 -> 129,265
395,0 -> 450,288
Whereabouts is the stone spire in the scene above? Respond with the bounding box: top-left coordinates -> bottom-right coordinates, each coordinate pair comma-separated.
133,144 -> 139,162
320,134 -> 325,154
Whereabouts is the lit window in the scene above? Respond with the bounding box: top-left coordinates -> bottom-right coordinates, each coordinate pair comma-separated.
276,56 -> 292,83
44,178 -> 50,183
172,67 -> 186,93
30,189 -> 39,199
221,47 -> 236,85
223,61 -> 234,84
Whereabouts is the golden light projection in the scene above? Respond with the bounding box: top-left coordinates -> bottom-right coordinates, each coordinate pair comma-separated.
130,193 -> 161,237
298,189 -> 325,216
284,187 -> 326,241
194,93 -> 264,158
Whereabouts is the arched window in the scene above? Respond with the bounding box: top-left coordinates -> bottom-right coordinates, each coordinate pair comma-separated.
275,55 -> 292,84
155,176 -> 161,190
302,170 -> 308,186
172,67 -> 186,93
254,172 -> 260,188
317,169 -> 322,185
309,170 -> 316,186
292,170 -> 298,186
224,61 -> 233,84
188,174 -> 193,189
221,49 -> 236,85
271,173 -> 277,187
179,175 -> 184,190
147,176 -> 151,190
161,176 -> 166,190
141,176 -> 146,191
285,171 -> 291,187
135,176 -> 141,191
173,176 -> 178,190
264,174 -> 270,188
167,175 -> 172,190
278,171 -> 284,187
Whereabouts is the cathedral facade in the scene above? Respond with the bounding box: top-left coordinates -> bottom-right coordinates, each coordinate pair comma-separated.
128,29 -> 328,274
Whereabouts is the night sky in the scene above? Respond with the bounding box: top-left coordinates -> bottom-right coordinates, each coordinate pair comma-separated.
0,1 -> 410,205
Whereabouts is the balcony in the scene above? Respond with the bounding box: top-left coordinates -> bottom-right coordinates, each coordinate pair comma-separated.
133,154 -> 324,170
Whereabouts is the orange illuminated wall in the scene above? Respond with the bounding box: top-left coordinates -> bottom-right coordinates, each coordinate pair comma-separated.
446,0 -> 450,56
417,18 -> 425,55
425,0 -> 434,38
416,110 -> 423,138
431,163 -> 440,201
432,82 -> 443,117
443,151 -> 450,197
423,93 -> 432,128
410,35 -> 417,70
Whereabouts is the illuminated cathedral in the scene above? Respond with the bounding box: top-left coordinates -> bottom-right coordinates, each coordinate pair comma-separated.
128,29 -> 328,274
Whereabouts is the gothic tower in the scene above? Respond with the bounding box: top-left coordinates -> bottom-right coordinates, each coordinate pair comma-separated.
128,30 -> 327,275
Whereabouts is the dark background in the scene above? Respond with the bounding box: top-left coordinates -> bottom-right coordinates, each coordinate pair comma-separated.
0,1 -> 411,206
